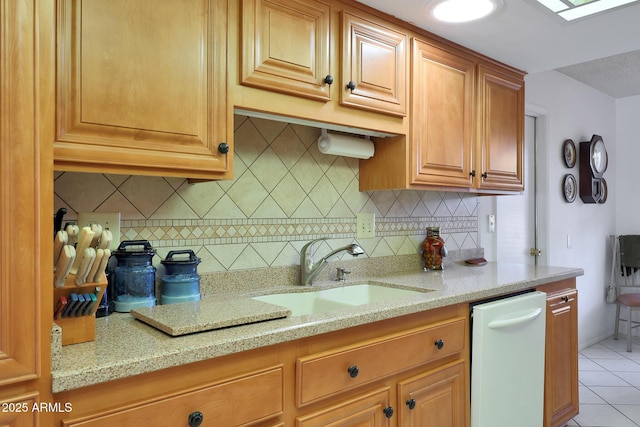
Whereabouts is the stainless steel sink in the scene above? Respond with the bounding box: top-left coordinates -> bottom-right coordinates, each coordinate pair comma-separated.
251,283 -> 427,316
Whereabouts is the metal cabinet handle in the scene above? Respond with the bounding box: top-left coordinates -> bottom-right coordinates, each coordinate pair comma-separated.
217,142 -> 230,154
324,75 -> 334,85
406,398 -> 416,410
434,339 -> 444,350
188,411 -> 204,427
347,365 -> 359,378
383,406 -> 394,418
346,80 -> 356,91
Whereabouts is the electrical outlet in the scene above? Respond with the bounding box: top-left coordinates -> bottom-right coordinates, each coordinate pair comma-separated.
356,213 -> 375,239
77,212 -> 121,251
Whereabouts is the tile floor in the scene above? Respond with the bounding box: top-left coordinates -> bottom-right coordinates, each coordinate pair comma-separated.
568,336 -> 640,426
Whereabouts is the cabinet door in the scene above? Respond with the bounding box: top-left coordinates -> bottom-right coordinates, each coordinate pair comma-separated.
55,0 -> 229,179
475,64 -> 524,191
341,11 -> 407,117
544,289 -> 579,427
0,0 -> 40,389
397,361 -> 467,427
296,387 -> 392,427
0,393 -> 40,427
410,39 -> 475,188
241,0 -> 331,101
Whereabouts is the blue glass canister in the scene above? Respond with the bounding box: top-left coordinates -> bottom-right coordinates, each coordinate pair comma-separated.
160,250 -> 201,304
112,240 -> 156,312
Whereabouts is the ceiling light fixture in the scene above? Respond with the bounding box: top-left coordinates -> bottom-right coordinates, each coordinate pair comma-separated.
428,0 -> 503,23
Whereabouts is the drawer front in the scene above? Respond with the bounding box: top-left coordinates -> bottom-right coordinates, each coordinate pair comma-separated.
296,318 -> 465,406
63,366 -> 283,427
296,387 -> 392,427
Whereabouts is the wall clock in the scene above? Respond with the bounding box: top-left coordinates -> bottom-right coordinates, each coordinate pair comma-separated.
579,134 -> 608,203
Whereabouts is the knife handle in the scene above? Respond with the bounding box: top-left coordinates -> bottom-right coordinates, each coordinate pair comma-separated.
54,296 -> 68,320
61,293 -> 78,318
98,229 -> 112,250
70,227 -> 95,275
54,230 -> 68,267
89,223 -> 103,247
54,245 -> 76,288
65,224 -> 79,246
86,249 -> 104,284
75,247 -> 96,286
93,249 -> 110,283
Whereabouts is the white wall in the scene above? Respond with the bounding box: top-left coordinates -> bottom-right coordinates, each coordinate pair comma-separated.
525,71 -> 617,349
616,95 -> 640,234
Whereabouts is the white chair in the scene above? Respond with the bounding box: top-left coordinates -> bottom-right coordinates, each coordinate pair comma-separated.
614,235 -> 640,352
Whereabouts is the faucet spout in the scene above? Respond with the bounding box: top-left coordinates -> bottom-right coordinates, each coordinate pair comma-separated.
300,238 -> 365,286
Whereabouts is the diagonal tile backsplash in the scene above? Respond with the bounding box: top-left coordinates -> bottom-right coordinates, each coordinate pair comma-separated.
54,115 -> 479,274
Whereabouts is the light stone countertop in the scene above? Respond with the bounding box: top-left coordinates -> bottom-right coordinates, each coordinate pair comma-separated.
50,261 -> 583,393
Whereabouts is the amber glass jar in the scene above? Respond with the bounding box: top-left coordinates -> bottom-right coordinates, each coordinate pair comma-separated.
422,227 -> 445,270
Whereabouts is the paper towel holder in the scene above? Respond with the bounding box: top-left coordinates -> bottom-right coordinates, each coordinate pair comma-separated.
317,129 -> 375,159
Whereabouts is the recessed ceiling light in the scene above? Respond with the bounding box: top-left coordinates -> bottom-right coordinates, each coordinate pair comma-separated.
428,0 -> 503,23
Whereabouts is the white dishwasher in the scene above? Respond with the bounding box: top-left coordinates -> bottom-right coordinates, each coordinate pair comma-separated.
470,290 -> 547,427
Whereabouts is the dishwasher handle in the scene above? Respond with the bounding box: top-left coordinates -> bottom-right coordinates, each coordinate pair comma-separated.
488,307 -> 543,329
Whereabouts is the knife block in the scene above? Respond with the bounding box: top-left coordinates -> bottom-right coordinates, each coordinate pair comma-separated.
53,273 -> 107,346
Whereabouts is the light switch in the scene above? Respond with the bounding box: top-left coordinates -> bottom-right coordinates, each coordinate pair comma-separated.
488,214 -> 496,233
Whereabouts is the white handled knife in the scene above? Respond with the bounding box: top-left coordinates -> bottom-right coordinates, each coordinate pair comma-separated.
70,227 -> 95,275
86,248 -> 104,284
54,230 -> 68,267
75,247 -> 96,286
54,245 -> 76,288
93,249 -> 110,283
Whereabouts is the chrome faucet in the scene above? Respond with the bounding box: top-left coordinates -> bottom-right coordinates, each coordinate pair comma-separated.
300,238 -> 365,286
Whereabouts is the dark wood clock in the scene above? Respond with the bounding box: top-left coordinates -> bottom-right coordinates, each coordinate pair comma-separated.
579,134 -> 607,203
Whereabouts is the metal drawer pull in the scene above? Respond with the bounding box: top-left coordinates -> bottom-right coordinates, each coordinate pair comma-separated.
434,339 -> 444,350
383,406 -> 394,418
406,398 -> 416,410
347,365 -> 359,378
188,411 -> 203,427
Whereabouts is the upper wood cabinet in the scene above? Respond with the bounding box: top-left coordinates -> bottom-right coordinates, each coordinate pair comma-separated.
54,0 -> 231,180
241,0 -> 331,101
475,64 -> 525,192
341,11 -> 407,117
359,38 -> 525,193
410,38 -> 475,188
235,0 -> 409,134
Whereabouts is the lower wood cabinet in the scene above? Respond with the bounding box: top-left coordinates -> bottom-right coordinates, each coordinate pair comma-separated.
295,309 -> 469,427
537,281 -> 579,427
61,366 -> 284,427
397,361 -> 467,427
51,281 -> 578,427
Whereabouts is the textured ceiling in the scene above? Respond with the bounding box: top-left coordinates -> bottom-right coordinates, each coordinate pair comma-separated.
356,0 -> 640,98
555,50 -> 640,98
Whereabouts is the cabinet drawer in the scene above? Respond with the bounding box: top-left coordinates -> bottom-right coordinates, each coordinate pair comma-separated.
63,366 -> 283,427
296,318 -> 465,406
296,387 -> 391,427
